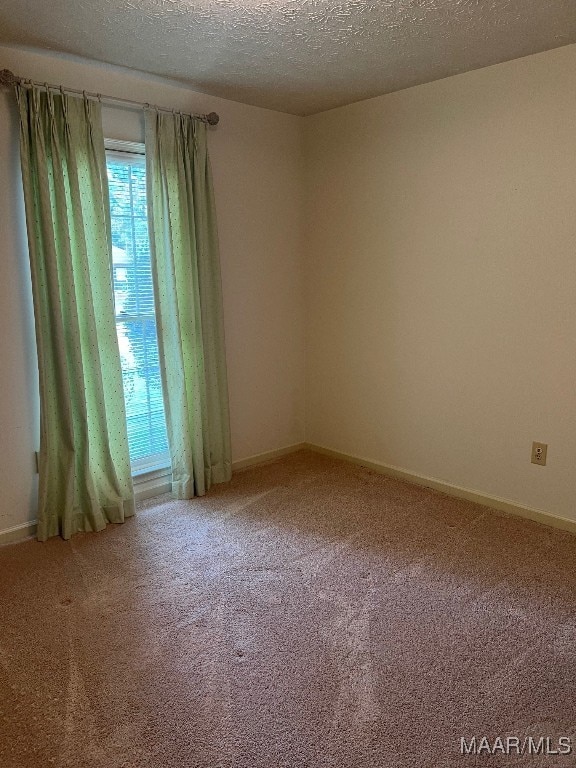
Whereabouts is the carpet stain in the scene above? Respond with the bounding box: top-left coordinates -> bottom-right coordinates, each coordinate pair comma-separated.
1,450 -> 576,767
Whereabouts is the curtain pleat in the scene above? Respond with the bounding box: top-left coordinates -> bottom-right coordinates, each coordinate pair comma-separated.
145,110 -> 232,498
17,86 -> 134,540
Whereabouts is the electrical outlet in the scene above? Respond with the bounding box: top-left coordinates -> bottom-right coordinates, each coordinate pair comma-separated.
531,442 -> 547,466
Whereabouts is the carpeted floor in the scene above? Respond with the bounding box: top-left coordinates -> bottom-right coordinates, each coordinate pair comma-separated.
1,450 -> 576,768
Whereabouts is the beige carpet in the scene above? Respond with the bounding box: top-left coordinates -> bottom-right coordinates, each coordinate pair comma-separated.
1,450 -> 576,767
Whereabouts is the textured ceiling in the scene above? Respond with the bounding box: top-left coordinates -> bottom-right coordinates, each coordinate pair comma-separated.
1,1 -> 575,115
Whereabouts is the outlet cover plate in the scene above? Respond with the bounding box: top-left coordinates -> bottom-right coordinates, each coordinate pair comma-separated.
531,442 -> 548,466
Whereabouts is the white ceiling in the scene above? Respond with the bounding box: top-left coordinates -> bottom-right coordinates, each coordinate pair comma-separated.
1,1 -> 575,116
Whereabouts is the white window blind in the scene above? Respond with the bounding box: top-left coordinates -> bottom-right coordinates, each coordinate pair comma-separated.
105,144 -> 170,473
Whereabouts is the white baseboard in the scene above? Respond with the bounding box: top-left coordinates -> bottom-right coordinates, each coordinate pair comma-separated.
0,520 -> 37,546
232,443 -> 307,471
5,442 -> 571,544
305,442 -> 576,537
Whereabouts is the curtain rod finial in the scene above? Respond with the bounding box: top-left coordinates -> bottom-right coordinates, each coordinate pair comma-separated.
0,69 -> 19,88
206,112 -> 219,126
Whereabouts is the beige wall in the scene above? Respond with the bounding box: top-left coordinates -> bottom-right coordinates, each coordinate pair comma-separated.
303,44 -> 576,520
0,46 -> 306,535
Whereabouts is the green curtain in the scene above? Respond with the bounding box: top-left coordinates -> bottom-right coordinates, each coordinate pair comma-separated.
17,86 -> 134,541
145,110 -> 232,498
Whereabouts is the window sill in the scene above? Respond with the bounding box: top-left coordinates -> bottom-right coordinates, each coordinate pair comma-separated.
132,461 -> 171,479
133,464 -> 172,502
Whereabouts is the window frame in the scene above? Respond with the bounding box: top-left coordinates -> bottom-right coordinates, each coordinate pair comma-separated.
104,138 -> 171,483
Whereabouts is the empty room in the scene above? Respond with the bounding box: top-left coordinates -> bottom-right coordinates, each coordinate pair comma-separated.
1,1 -> 576,765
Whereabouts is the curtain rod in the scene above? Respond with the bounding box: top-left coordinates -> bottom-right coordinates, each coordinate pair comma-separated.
0,68 -> 220,126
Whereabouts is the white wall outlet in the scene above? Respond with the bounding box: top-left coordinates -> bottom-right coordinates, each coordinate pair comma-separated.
531,442 -> 548,466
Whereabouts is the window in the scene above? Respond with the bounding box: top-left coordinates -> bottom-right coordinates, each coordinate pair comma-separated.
105,141 -> 170,474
